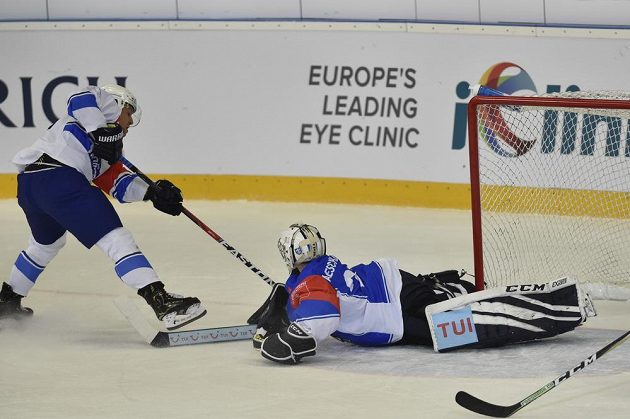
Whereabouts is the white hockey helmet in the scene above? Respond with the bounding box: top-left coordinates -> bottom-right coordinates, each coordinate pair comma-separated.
278,223 -> 326,272
101,84 -> 142,127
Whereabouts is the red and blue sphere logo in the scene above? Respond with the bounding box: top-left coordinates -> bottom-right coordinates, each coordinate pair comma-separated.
478,62 -> 538,157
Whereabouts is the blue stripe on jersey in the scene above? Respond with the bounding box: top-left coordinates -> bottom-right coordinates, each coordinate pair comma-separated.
67,91 -> 98,118
112,173 -> 137,203
115,252 -> 152,277
14,251 -> 45,283
332,330 -> 395,346
348,261 -> 391,303
64,122 -> 92,151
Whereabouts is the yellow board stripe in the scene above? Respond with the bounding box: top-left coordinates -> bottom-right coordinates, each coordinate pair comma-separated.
0,175 -> 16,199
0,173 -> 471,209
150,174 -> 472,208
482,185 -> 630,219
3,172 -> 626,217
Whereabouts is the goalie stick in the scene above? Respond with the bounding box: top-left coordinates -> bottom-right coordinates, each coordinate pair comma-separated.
455,329 -> 630,417
120,156 -> 275,287
114,296 -> 256,347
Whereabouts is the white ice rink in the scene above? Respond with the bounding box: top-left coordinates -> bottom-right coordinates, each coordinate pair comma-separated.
1,199 -> 629,418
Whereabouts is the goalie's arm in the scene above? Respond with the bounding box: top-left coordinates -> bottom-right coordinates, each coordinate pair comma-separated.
252,274 -> 341,364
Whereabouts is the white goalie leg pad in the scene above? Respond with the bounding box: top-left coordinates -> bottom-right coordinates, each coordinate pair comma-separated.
425,277 -> 590,352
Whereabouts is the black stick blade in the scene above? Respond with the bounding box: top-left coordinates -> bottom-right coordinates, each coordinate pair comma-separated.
455,331 -> 630,418
455,391 -> 520,418
150,331 -> 171,348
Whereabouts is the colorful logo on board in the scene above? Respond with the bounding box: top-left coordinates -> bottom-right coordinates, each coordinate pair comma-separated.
477,62 -> 538,157
479,62 -> 537,95
452,65 -> 583,153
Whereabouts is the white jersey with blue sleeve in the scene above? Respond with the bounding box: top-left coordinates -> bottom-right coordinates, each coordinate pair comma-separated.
285,255 -> 404,346
12,86 -> 148,203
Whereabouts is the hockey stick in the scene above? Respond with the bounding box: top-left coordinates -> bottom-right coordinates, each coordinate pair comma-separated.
120,156 -> 275,287
455,329 -> 630,417
114,296 -> 256,347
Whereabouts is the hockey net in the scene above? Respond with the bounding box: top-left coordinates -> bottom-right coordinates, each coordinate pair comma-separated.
468,89 -> 630,299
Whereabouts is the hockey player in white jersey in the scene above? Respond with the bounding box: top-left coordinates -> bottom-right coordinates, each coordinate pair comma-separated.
0,84 -> 206,331
249,223 -> 597,364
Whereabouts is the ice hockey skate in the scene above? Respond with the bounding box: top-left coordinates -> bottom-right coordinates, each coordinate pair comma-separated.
0,282 -> 34,319
138,281 -> 206,330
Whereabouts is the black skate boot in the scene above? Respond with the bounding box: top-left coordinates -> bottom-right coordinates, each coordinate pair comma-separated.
0,282 -> 34,319
138,281 -> 206,330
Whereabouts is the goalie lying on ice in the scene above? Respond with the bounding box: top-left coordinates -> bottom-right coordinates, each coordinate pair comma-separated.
249,223 -> 597,364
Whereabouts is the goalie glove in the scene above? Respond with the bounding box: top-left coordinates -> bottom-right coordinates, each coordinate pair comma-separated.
143,179 -> 183,216
247,283 -> 289,350
260,322 -> 317,365
90,123 -> 124,165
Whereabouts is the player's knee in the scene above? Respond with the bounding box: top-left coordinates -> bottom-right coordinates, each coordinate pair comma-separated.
95,227 -> 140,261
26,233 -> 67,264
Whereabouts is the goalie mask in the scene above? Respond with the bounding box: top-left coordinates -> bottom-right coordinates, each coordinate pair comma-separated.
278,223 -> 326,272
101,84 -> 142,127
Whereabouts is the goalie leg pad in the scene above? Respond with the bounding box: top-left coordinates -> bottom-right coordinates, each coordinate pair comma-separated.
425,277 -> 591,352
260,322 -> 317,365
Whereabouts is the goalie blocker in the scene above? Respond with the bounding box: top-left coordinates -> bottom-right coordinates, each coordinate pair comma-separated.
425,277 -> 596,352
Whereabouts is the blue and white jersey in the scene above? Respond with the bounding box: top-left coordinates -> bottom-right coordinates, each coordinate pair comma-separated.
12,86 -> 148,203
285,255 -> 404,346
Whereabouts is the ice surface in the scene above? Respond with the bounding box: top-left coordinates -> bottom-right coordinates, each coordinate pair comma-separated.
1,200 -> 628,418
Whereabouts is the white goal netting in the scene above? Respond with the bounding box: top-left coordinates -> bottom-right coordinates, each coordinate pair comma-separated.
470,90 -> 630,296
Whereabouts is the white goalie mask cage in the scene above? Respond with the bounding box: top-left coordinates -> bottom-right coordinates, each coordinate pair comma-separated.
100,84 -> 142,127
278,223 -> 327,272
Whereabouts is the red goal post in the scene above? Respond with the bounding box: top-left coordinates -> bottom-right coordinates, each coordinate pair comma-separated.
467,87 -> 630,296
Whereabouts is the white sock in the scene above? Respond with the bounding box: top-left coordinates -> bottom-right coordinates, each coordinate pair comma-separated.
8,234 -> 67,296
96,227 -> 159,290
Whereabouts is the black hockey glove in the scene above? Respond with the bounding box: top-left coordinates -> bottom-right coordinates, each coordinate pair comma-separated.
90,123 -> 124,165
144,179 -> 183,216
247,283 -> 289,349
260,322 -> 317,365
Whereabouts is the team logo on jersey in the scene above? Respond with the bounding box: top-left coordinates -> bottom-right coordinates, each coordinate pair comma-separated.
477,62 -> 538,157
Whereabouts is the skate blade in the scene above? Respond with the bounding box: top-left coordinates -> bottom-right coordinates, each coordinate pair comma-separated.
163,303 -> 207,331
